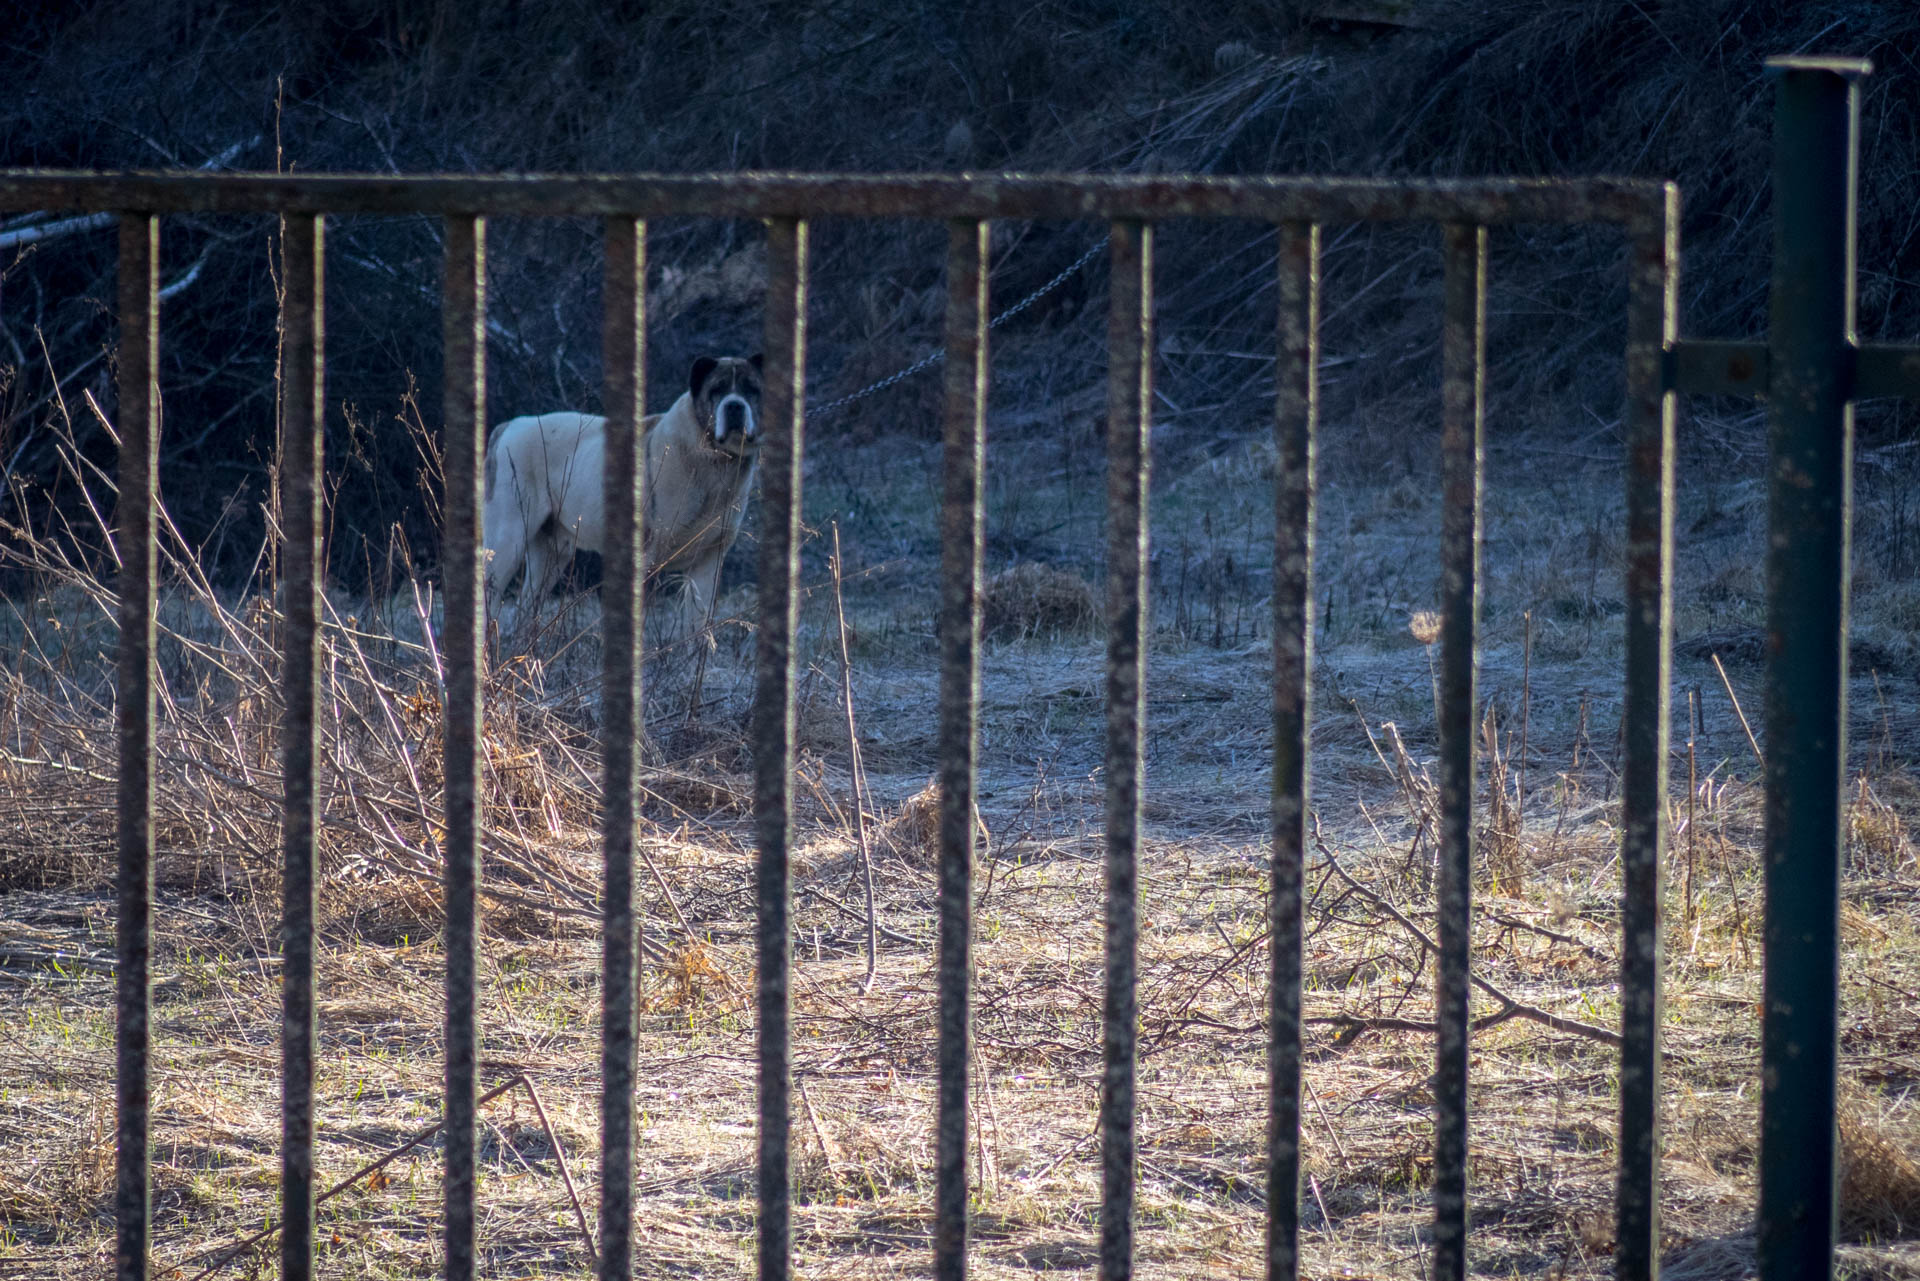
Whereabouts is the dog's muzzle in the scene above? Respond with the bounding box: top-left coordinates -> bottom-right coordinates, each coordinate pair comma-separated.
715,394 -> 756,446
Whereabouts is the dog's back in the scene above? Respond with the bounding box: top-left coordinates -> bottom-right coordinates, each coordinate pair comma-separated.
481,411 -> 607,616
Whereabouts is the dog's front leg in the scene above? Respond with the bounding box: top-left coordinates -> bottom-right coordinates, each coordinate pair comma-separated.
679,554 -> 723,652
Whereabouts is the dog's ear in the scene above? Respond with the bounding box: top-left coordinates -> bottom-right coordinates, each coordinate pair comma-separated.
689,356 -> 719,395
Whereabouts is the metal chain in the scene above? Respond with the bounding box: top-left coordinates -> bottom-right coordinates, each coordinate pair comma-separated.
805,233 -> 1111,420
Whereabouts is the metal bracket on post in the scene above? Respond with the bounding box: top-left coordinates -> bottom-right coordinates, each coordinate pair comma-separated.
1665,337 -> 1920,400
1663,57 -> 1919,407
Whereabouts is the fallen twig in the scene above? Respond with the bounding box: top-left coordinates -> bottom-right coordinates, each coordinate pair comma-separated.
1312,834 -> 1622,1049
1711,651 -> 1766,773
829,521 -> 880,992
1487,910 -> 1611,964
519,1075 -> 597,1270
796,1075 -> 843,1170
1021,1121 -> 1100,1185
1143,924 -> 1271,1052
800,884 -> 920,947
178,1072 -> 596,1280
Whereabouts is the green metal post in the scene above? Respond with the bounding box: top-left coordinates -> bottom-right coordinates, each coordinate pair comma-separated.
1758,54 -> 1869,1281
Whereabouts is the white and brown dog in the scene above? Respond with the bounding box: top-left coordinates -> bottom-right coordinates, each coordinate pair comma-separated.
481,354 -> 763,643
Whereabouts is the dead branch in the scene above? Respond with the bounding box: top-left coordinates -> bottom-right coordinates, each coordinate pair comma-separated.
1311,833 -> 1623,1049
177,1073 -> 591,1281
829,521 -> 879,991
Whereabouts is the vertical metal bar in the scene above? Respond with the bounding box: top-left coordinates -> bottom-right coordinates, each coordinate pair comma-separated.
1267,221 -> 1318,1281
279,213 -> 326,1281
1616,187 -> 1679,1281
599,216 -> 646,1281
115,212 -> 158,1281
756,217 -> 807,1281
1101,219 -> 1151,1281
1758,56 -> 1868,1281
441,214 -> 486,1281
935,218 -> 989,1281
1432,223 -> 1486,1281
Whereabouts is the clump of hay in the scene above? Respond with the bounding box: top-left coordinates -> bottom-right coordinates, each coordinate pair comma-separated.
981,562 -> 1098,642
875,778 -> 989,865
1840,1095 -> 1920,1241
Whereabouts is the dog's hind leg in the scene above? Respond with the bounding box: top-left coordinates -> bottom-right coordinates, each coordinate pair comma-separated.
514,528 -> 572,643
482,518 -> 525,625
482,442 -> 533,637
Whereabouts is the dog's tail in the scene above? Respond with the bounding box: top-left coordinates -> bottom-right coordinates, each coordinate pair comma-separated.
482,419 -> 517,502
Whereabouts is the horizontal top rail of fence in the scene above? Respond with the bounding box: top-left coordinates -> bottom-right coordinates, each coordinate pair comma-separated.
0,170 -> 1671,225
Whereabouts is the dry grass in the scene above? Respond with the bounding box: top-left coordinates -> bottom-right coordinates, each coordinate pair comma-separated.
1841,1094 -> 1920,1245
5,415 -> 1920,1280
981,563 -> 1100,643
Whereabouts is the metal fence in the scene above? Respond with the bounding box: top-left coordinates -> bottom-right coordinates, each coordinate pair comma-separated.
2,53 -> 1915,1281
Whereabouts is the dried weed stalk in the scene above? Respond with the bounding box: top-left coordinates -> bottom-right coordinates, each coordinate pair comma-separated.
0,398 -> 611,937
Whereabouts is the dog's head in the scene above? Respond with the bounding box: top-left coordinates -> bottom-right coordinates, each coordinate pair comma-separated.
689,354 -> 764,456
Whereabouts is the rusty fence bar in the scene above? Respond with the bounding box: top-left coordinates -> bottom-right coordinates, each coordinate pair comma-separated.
277,213 -> 325,1281
598,215 -> 647,1281
934,218 -> 989,1281
440,215 -> 487,1281
1432,222 -> 1487,1281
755,216 -> 808,1281
114,213 -> 158,1281
54,79 -> 1920,1278
1101,219 -> 1152,1281
1616,189 -> 1679,1281
1267,220 -> 1318,1281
